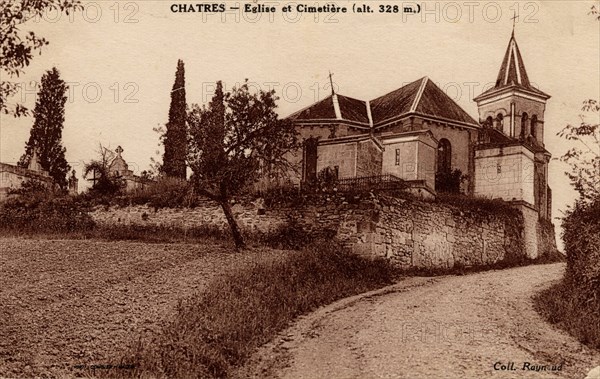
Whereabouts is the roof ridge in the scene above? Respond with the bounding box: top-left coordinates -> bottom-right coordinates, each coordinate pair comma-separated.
410,76 -> 429,113
366,100 -> 373,127
369,77 -> 425,103
414,79 -> 479,126
332,93 -> 342,119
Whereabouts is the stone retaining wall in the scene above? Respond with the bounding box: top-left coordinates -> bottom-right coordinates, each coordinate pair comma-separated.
90,194 -> 556,269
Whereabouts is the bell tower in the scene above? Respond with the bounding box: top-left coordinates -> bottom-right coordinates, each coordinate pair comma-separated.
474,31 -> 551,143
473,31 -> 553,221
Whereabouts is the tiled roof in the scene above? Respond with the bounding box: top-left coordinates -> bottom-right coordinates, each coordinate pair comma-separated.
370,78 -> 422,123
288,77 -> 479,128
413,78 -> 479,126
287,95 -> 337,121
287,94 -> 370,125
337,94 -> 369,123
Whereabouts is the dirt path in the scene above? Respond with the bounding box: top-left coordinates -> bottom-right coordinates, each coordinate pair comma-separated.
0,237 -> 282,378
244,263 -> 599,379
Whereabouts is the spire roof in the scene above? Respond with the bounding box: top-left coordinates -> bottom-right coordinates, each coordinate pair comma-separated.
496,32 -> 531,88
475,33 -> 550,101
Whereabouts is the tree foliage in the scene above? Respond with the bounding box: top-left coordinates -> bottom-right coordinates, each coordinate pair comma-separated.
435,169 -> 466,194
18,67 -> 70,189
162,59 -> 187,179
188,80 -> 298,248
557,99 -> 600,205
83,144 -> 124,196
1,0 -> 82,116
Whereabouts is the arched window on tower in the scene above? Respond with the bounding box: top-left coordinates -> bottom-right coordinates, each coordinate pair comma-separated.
520,112 -> 528,140
437,139 -> 452,174
530,115 -> 538,140
496,113 -> 504,131
485,116 -> 493,128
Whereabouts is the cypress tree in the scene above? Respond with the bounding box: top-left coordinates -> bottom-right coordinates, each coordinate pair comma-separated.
162,59 -> 187,179
19,67 -> 70,189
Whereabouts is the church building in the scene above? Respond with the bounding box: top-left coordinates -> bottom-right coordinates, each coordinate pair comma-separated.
285,31 -> 552,224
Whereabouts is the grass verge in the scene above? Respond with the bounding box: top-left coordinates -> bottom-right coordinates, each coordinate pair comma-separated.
103,241 -> 398,378
0,224 -> 231,245
534,281 -> 600,351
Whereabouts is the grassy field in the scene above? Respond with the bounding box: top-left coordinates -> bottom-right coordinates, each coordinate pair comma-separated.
0,237 -> 286,378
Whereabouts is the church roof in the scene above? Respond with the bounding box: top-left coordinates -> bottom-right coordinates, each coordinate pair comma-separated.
370,78 -> 422,123
475,33 -> 550,101
412,78 -> 479,126
288,95 -> 337,121
372,77 -> 479,127
288,77 -> 479,128
337,94 -> 370,123
287,94 -> 370,125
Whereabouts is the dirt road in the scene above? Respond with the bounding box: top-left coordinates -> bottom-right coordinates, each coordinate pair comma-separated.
245,263 -> 599,379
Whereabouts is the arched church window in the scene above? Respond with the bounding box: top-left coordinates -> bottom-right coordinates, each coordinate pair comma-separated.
520,112 -> 528,139
437,139 -> 452,173
530,115 -> 538,139
496,113 -> 504,131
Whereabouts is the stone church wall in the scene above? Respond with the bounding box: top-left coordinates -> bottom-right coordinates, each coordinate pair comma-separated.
474,146 -> 536,205
356,140 -> 382,177
317,142 -> 357,179
90,194 -> 556,269
426,123 -> 473,180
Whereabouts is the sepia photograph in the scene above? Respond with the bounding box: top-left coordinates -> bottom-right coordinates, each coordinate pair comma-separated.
0,1 -> 599,378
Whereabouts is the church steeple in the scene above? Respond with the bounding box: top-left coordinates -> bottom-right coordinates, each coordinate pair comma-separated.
473,29 -> 554,221
474,31 -> 550,141
494,33 -> 532,89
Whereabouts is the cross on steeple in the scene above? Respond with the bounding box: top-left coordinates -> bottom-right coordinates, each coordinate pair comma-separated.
328,71 -> 335,96
511,10 -> 519,35
115,145 -> 124,157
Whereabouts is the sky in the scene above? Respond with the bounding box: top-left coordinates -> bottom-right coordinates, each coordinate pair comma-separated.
1,1 -> 599,247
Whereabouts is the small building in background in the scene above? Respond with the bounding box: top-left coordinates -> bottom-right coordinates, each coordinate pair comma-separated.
108,146 -> 145,192
0,150 -> 53,202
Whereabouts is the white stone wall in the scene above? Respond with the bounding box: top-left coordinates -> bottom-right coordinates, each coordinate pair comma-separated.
518,204 -> 540,259
0,170 -> 27,192
474,146 -> 535,205
317,142 -> 357,178
0,164 -> 52,201
417,142 -> 436,189
382,140 -> 418,181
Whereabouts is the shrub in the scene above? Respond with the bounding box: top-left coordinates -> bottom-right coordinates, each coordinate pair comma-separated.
112,242 -> 398,378
535,281 -> 600,350
84,161 -> 126,197
534,199 -> 600,351
435,193 -> 520,219
0,192 -> 94,234
562,200 -> 600,299
117,178 -> 199,209
435,169 -> 466,194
